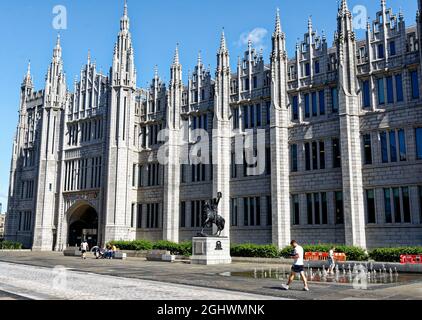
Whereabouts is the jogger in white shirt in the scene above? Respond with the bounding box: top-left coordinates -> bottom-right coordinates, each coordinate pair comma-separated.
282,240 -> 309,292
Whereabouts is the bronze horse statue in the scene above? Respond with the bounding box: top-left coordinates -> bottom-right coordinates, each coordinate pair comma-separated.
200,192 -> 226,237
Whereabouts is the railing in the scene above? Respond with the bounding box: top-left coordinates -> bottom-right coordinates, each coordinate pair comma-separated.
305,252 -> 347,262
400,255 -> 422,264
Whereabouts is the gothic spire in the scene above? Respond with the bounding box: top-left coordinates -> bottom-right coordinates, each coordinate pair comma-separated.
197,50 -> 202,66
173,44 -> 180,65
275,8 -> 281,34
219,29 -> 227,53
53,33 -> 62,59
22,60 -> 33,87
120,0 -> 130,31
339,0 -> 349,15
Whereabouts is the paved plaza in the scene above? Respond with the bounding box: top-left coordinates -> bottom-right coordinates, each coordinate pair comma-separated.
0,252 -> 422,300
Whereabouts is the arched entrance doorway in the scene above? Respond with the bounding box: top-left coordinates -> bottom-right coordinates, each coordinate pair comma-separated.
68,204 -> 98,248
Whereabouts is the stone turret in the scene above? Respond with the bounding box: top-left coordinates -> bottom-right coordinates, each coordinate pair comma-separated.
163,45 -> 183,242
104,0 -> 137,242
212,29 -> 231,238
270,8 -> 291,248
337,0 -> 366,248
32,34 -> 67,251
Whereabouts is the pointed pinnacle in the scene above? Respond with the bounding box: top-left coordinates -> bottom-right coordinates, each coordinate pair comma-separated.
275,8 -> 281,34
56,33 -> 61,47
220,28 -> 227,52
340,0 -> 349,14
27,60 -> 31,77
173,44 -> 180,65
124,0 -> 128,16
198,50 -> 202,66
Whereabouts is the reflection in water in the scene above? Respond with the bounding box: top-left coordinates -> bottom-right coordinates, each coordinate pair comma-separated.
220,263 -> 421,285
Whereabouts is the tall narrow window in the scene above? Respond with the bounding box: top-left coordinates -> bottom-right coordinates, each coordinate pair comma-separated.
315,61 -> 320,74
378,44 -> 384,59
362,80 -> 371,108
331,88 -> 338,113
411,70 -> 419,99
305,63 -> 310,76
393,187 -> 401,223
250,105 -> 255,128
386,76 -> 394,104
321,193 -> 328,225
266,196 -> 272,226
307,194 -> 313,225
332,138 -> 341,168
366,190 -> 376,224
377,78 -> 385,105
231,153 -> 237,179
389,131 -> 397,162
131,204 -> 135,228
319,90 -> 325,115
292,195 -> 300,225
291,144 -> 298,172
230,198 -> 238,227
137,204 -> 143,228
380,132 -> 388,163
335,191 -> 344,224
314,193 -> 320,225
304,93 -> 310,118
416,128 -> 422,160
180,202 -> 186,228
398,129 -> 406,161
256,197 -> 261,226
243,198 -> 249,227
312,92 -> 317,117
312,142 -> 318,170
249,197 -> 255,226
402,187 -> 411,223
384,188 -> 392,223
305,143 -> 311,171
395,74 -> 403,102
243,106 -> 249,129
389,41 -> 396,56
256,104 -> 262,127
363,134 -> 372,165
266,101 -> 271,125
233,108 -> 239,129
319,141 -> 325,170
292,96 -> 299,120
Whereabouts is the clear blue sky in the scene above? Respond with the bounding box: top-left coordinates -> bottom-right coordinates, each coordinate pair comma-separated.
0,0 -> 418,212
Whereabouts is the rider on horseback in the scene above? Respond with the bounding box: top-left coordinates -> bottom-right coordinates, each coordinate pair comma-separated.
200,192 -> 226,237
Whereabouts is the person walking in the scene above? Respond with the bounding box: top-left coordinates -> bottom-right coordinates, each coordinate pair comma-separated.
80,240 -> 89,260
282,240 -> 309,291
328,246 -> 336,275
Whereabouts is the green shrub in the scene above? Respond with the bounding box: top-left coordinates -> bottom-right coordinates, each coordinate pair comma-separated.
369,247 -> 422,262
231,244 -> 280,258
0,240 -> 23,250
153,240 -> 192,256
177,242 -> 193,257
108,240 -> 192,256
108,240 -> 153,251
280,244 -> 368,261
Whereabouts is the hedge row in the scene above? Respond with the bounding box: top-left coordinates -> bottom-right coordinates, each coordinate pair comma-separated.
107,240 -> 422,262
369,247 -> 422,262
108,240 -> 192,256
0,240 -> 23,250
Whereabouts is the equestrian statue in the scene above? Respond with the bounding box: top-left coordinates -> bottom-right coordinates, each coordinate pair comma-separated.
199,192 -> 226,237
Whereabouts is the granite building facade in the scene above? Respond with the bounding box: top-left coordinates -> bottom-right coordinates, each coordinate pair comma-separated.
5,0 -> 422,250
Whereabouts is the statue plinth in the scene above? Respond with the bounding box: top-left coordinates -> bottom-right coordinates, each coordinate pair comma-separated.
191,236 -> 232,265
